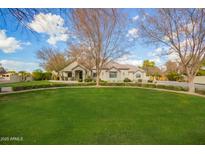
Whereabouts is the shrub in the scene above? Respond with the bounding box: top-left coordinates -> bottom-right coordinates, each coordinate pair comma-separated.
137,79 -> 142,83
12,82 -> 96,91
197,69 -> 205,76
32,69 -> 43,81
78,79 -> 83,82
84,76 -> 93,82
42,72 -> 52,80
148,80 -> 153,83
125,82 -> 142,87
100,79 -> 107,83
12,83 -> 67,91
156,84 -> 188,91
166,72 -> 184,81
123,78 -> 131,82
32,70 -> 52,81
99,82 -> 125,86
142,83 -> 156,88
195,89 -> 205,95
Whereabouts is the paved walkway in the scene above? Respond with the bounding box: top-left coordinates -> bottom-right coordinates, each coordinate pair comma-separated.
0,85 -> 205,98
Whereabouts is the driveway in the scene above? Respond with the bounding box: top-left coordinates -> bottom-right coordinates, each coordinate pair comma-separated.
156,81 -> 205,90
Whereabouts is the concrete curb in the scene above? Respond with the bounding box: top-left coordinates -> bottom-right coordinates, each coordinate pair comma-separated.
0,86 -> 205,98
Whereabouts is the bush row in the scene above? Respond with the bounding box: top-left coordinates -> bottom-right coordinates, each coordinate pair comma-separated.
195,89 -> 205,95
12,83 -> 96,91
99,82 -> 188,91
11,82 -> 189,92
4,82 -> 205,95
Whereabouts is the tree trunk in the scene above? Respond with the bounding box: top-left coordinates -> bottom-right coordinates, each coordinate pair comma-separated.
96,66 -> 100,87
188,76 -> 195,93
96,73 -> 100,87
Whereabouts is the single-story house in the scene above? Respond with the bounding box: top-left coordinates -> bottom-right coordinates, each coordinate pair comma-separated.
59,60 -> 147,82
0,72 -> 21,81
0,72 -> 33,82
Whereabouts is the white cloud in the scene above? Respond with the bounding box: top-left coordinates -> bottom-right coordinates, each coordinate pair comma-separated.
0,30 -> 22,53
116,54 -> 143,66
147,47 -> 169,66
132,15 -> 139,21
167,52 -> 179,62
120,59 -> 143,66
150,57 -> 162,65
28,13 -> 69,45
127,28 -> 138,39
0,60 -> 40,72
148,47 -> 165,57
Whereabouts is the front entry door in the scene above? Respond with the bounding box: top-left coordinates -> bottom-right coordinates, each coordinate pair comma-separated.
75,70 -> 83,80
79,71 -> 83,80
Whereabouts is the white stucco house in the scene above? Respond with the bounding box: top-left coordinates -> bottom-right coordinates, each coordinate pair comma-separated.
59,60 -> 147,82
0,72 -> 33,83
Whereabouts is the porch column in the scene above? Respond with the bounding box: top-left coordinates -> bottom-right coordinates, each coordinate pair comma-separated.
72,71 -> 75,80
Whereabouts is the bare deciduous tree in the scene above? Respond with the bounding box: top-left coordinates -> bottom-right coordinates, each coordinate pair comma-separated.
37,48 -> 69,73
70,9 -> 128,86
67,44 -> 95,71
165,60 -> 179,73
138,9 -> 205,92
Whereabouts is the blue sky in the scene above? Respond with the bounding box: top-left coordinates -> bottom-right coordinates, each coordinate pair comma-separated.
0,8 -> 167,72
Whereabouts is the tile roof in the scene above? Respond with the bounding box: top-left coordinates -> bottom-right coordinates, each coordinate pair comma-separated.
93,61 -> 144,72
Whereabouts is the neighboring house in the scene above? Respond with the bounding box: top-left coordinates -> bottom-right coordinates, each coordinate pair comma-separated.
59,60 -> 147,82
194,76 -> 205,84
0,72 -> 33,82
0,72 -> 21,82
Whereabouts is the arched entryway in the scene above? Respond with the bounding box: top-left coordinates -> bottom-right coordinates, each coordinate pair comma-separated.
75,70 -> 83,81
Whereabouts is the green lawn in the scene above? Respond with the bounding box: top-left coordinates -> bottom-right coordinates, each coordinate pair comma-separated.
0,80 -> 54,88
0,88 -> 205,144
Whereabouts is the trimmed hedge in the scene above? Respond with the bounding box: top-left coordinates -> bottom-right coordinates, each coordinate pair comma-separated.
123,78 -> 132,82
9,81 -> 205,95
195,89 -> 205,95
99,82 -> 189,92
12,83 -> 96,91
156,84 -> 188,91
84,77 -> 93,82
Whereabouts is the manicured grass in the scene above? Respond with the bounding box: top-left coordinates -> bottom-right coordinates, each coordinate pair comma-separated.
0,88 -> 205,144
0,80 -> 53,88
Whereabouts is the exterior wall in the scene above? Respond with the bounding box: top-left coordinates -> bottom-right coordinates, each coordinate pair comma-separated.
72,66 -> 87,80
1,74 -> 21,81
59,61 -> 147,82
194,76 -> 205,84
119,70 -> 129,81
98,69 -> 146,82
99,70 -> 107,81
10,75 -> 22,82
128,71 -> 146,81
0,73 -> 32,82
60,62 -> 88,81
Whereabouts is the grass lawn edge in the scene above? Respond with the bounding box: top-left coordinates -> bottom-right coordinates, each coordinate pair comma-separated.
0,85 -> 205,99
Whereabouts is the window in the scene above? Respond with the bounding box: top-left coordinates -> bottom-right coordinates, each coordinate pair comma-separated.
136,73 -> 141,78
109,71 -> 117,78
68,72 -> 72,78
